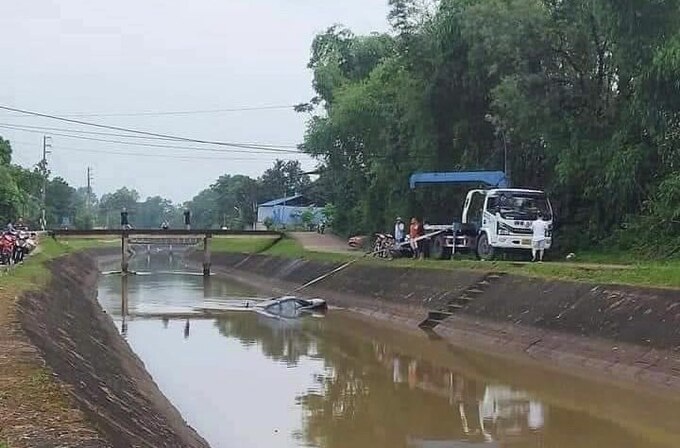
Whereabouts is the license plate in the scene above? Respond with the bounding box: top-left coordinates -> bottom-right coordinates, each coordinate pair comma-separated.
522,239 -> 531,245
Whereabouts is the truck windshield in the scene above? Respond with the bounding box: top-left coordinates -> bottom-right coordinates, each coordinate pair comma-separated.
488,192 -> 552,221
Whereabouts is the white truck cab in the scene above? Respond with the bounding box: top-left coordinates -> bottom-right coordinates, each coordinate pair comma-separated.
410,171 -> 554,260
463,188 -> 553,259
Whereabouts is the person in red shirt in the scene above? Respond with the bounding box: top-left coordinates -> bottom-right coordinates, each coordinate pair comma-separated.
409,217 -> 422,259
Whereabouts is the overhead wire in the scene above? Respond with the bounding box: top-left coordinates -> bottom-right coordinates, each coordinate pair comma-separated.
56,147 -> 300,162
0,104 -> 302,149
4,137 -> 301,162
0,104 -> 297,118
0,122 -> 299,148
0,124 -> 303,155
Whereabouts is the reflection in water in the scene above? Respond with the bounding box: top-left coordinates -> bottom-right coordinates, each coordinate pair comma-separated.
97,254 -> 680,448
120,275 -> 128,338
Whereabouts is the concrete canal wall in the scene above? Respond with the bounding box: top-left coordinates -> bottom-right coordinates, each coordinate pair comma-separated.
17,251 -> 209,448
203,252 -> 680,391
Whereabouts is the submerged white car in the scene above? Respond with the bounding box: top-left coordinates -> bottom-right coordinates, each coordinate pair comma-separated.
257,296 -> 327,319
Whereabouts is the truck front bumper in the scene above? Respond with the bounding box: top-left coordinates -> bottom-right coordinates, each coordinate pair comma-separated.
495,237 -> 552,250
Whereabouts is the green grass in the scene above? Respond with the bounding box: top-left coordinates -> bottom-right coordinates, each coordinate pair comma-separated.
384,257 -> 680,288
0,238 -> 116,291
210,235 -> 282,254
208,234 -> 680,288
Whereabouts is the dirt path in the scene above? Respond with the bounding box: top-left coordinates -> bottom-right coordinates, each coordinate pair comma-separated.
290,231 -> 356,254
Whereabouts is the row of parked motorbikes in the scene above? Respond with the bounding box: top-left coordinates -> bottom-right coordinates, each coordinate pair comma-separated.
0,230 -> 37,265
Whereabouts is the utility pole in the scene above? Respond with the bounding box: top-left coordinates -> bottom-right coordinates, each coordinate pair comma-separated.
40,136 -> 52,230
87,166 -> 93,229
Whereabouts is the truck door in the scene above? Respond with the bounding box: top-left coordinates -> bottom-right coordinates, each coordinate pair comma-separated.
485,195 -> 499,243
463,190 -> 486,231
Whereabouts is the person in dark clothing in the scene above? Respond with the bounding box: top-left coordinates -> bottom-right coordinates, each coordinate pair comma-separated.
184,319 -> 190,339
120,208 -> 130,230
183,210 -> 191,230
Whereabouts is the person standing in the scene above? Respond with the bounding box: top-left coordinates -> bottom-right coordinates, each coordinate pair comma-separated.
531,212 -> 548,262
183,209 -> 191,230
120,208 -> 129,230
394,217 -> 405,244
409,217 -> 422,259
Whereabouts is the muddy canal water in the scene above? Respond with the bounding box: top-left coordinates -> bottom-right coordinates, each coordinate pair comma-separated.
97,255 -> 680,448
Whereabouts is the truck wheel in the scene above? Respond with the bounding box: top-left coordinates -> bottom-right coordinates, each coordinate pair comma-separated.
431,235 -> 452,260
476,233 -> 495,261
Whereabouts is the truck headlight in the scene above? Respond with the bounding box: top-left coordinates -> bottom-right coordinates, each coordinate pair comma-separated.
497,223 -> 512,235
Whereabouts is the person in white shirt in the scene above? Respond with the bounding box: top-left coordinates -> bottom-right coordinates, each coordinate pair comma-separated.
531,212 -> 548,262
394,217 -> 405,243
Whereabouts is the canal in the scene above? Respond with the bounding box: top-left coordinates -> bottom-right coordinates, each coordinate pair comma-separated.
97,254 -> 680,448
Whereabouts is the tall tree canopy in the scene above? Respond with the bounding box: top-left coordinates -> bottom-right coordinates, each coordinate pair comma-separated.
300,0 -> 680,255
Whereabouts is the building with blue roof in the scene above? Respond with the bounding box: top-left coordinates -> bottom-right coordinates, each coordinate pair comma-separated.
255,194 -> 324,230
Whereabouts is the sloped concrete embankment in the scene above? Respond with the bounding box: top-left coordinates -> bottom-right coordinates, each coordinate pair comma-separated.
17,252 -> 209,448
204,252 -> 680,390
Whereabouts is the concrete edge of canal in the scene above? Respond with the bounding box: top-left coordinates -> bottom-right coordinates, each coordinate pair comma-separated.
16,250 -> 210,448
199,252 -> 680,393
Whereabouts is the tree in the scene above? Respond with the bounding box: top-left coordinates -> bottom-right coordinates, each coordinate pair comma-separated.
45,177 -> 77,227
136,196 -> 177,228
0,165 -> 22,225
187,188 -> 220,229
0,137 -> 12,166
99,187 -> 140,228
211,174 -> 259,229
258,160 -> 311,203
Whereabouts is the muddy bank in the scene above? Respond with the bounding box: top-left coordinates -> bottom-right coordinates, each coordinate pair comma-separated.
199,252 -> 680,390
17,252 -> 209,448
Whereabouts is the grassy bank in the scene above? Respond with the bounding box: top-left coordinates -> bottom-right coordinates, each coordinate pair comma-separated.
0,238 -> 109,446
211,235 -> 680,289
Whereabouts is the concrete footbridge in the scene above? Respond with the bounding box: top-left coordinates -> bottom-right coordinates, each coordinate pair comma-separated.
49,229 -> 282,275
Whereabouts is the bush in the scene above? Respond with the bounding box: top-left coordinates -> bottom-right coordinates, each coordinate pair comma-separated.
614,174 -> 680,258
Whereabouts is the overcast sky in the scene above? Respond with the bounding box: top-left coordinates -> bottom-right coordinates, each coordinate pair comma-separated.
0,0 -> 389,203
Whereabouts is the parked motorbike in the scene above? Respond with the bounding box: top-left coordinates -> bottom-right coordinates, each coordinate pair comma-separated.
369,233 -> 415,259
13,231 -> 32,263
0,232 -> 16,265
370,233 -> 397,258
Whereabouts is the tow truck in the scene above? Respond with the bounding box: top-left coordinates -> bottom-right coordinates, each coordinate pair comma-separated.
410,171 -> 554,260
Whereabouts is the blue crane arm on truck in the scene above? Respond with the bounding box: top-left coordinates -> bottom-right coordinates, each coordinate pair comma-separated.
409,171 -> 553,260
409,171 -> 510,189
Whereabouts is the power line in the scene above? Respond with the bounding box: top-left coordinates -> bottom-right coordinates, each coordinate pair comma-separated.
3,137 -> 301,161
55,146 -> 301,161
0,124 -> 302,155
0,122 -> 299,148
0,104 -> 297,118
0,104 -> 303,149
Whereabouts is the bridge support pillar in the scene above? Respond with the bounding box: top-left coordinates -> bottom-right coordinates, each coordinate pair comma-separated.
121,233 -> 129,273
202,236 -> 211,276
